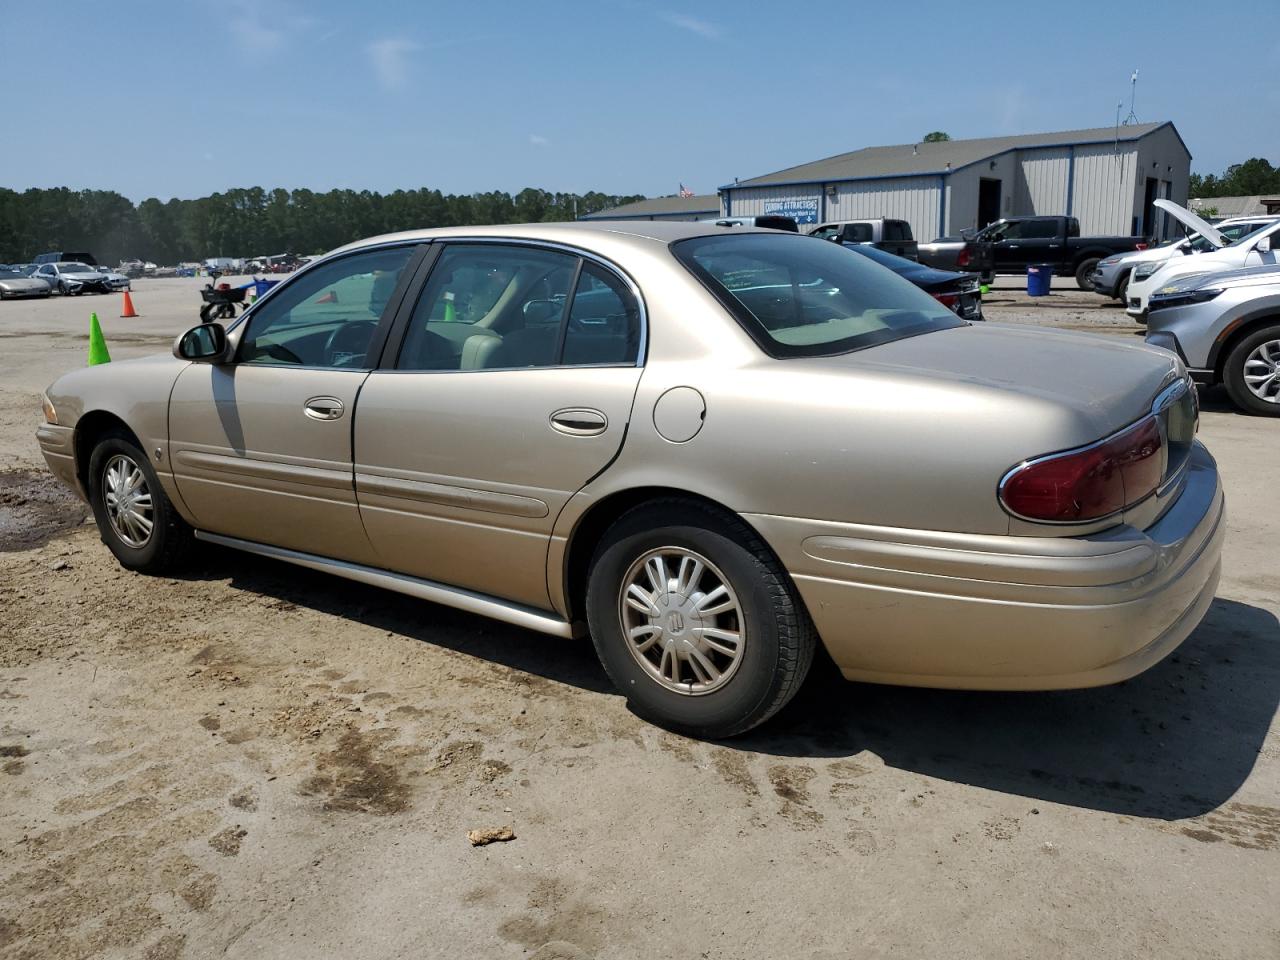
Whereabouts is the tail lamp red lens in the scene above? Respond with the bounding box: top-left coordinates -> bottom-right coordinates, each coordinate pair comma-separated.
932,292 -> 960,309
956,249 -> 971,268
1000,417 -> 1163,522
1135,242 -> 1148,251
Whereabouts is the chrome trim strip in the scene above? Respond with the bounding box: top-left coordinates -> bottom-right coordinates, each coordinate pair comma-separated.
354,472 -> 550,518
174,450 -> 352,490
194,530 -> 579,638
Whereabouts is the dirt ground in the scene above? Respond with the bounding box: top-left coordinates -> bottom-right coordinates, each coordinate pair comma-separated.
1,277 -> 1277,960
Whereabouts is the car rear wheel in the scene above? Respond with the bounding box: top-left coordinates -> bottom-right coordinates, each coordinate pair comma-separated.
585,499 -> 816,738
87,431 -> 194,572
1075,258 -> 1100,290
1224,326 -> 1280,417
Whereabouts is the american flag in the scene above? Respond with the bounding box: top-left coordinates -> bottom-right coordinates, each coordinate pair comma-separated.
678,184 -> 694,198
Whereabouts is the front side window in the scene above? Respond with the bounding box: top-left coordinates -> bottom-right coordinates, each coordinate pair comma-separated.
673,233 -> 963,358
397,245 -> 640,371
237,245 -> 415,368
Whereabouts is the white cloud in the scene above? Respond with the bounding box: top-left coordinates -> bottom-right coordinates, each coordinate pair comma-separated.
367,38 -> 420,90
660,12 -> 720,39
529,134 -> 549,147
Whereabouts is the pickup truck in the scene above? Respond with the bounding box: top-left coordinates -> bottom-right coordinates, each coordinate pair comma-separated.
808,219 -> 919,260
954,216 -> 1149,289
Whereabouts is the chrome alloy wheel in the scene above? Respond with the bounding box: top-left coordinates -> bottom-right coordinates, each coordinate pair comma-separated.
618,547 -> 745,696
1243,338 -> 1280,404
103,454 -> 154,548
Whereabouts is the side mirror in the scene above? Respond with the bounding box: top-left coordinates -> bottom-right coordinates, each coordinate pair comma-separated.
1257,236 -> 1272,254
174,323 -> 228,363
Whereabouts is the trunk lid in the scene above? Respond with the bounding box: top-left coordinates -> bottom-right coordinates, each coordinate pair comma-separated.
821,322 -> 1182,441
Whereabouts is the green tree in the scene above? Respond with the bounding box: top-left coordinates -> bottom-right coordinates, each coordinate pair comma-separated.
922,131 -> 951,143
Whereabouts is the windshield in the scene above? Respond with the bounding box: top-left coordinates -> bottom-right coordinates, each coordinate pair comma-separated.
59,262 -> 93,272
673,233 -> 963,358
1226,222 -> 1279,247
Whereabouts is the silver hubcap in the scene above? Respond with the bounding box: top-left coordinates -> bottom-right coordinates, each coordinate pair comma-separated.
618,547 -> 745,696
103,454 -> 153,548
1243,339 -> 1280,404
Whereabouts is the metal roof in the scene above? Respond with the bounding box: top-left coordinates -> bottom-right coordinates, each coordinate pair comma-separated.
580,194 -> 721,219
1189,195 -> 1268,218
726,122 -> 1178,189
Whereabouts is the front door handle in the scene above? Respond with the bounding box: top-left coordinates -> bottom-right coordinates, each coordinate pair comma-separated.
550,408 -> 608,437
304,396 -> 344,421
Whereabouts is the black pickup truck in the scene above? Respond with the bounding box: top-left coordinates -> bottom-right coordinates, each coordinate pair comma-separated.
964,216 -> 1149,289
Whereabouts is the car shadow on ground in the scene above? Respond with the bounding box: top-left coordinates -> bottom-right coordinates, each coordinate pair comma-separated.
743,597 -> 1280,820
184,549 -> 1277,821
185,544 -> 615,695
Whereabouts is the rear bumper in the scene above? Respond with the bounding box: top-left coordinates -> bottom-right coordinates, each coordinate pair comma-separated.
747,442 -> 1224,690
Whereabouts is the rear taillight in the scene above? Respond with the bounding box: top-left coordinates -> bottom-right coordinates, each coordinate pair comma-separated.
932,291 -> 960,309
999,417 -> 1163,523
957,249 -> 971,268
1135,242 -> 1148,251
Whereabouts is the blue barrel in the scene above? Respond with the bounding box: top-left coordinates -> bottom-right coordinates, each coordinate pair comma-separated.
1026,264 -> 1053,297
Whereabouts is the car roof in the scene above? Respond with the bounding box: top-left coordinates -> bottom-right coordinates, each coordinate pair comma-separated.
325,219 -> 781,259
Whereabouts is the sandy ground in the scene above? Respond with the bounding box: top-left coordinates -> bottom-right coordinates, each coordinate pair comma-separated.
1,277 -> 1277,960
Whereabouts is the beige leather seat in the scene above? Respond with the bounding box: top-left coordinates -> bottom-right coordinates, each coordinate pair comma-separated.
460,332 -> 503,370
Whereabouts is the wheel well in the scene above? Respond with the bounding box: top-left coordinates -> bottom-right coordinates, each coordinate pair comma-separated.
73,411 -> 140,492
1212,314 -> 1280,382
561,487 -> 748,622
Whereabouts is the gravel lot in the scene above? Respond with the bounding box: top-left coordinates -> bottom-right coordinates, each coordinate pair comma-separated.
1,277 -> 1277,960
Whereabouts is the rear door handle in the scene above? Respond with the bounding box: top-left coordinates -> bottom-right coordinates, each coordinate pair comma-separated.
304,396 -> 344,421
550,408 -> 608,436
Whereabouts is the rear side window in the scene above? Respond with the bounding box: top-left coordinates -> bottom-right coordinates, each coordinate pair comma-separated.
885,221 -> 912,242
673,233 -> 963,358
1020,219 -> 1060,239
564,263 -> 642,365
842,223 -> 873,243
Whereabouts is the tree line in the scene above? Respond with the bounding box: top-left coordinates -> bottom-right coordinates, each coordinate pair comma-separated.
1188,157 -> 1280,199
0,186 -> 646,266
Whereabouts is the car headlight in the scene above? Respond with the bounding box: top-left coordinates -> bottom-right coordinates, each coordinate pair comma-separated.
1099,256 -> 1121,267
42,393 -> 58,425
1148,276 -> 1224,311
1131,262 -> 1162,281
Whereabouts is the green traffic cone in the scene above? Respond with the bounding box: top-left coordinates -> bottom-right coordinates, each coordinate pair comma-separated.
88,313 -> 112,366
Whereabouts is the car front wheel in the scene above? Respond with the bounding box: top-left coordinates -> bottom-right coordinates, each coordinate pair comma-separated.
1224,326 -> 1280,417
87,431 -> 194,572
1075,258 -> 1100,290
585,500 -> 816,738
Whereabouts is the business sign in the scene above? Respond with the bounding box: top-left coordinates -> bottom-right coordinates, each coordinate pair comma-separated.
763,197 -> 819,225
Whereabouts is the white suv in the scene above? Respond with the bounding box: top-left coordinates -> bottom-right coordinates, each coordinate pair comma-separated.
1127,201 -> 1280,319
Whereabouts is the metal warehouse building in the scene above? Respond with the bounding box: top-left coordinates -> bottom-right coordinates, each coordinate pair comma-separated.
581,194 -> 721,221
719,122 -> 1190,243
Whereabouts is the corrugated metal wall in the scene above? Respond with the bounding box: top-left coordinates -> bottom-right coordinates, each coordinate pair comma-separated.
1015,148 -> 1071,215
1071,146 -> 1137,235
827,178 -> 942,242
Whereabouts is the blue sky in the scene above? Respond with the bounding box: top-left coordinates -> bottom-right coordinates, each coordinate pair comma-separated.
2,0 -> 1277,202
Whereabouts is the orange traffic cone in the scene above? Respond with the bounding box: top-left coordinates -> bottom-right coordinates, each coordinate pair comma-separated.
315,290 -> 338,305
120,290 -> 138,318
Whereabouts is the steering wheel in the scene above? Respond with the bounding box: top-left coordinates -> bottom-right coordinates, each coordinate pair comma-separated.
324,320 -> 378,366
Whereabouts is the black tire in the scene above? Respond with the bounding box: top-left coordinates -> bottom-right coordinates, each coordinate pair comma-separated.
87,430 -> 194,573
1075,258 -> 1100,290
1223,325 -> 1280,417
1115,271 -> 1130,302
585,499 -> 816,738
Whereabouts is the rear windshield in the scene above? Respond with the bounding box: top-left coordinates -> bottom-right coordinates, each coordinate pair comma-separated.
672,233 -> 963,358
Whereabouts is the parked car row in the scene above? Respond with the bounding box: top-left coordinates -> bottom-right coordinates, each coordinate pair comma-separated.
0,261 -> 132,298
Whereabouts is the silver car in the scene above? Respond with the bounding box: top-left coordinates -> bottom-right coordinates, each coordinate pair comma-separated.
32,261 -> 109,295
36,222 -> 1224,737
1145,264 -> 1280,416
0,267 -> 52,299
